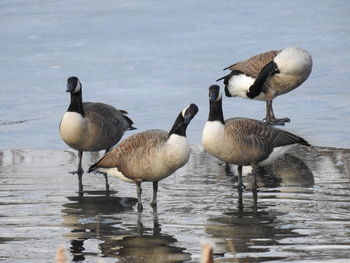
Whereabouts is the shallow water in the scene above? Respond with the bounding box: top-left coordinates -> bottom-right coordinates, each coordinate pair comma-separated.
1,1 -> 350,262
1,146 -> 350,262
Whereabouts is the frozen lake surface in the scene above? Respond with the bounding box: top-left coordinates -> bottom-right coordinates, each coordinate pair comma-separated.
0,0 -> 350,149
1,0 -> 350,262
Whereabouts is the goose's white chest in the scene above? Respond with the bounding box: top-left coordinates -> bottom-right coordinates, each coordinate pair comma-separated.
202,121 -> 226,158
60,112 -> 87,150
164,134 -> 190,170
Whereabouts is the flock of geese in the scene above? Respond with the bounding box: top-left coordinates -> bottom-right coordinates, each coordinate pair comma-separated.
59,46 -> 313,212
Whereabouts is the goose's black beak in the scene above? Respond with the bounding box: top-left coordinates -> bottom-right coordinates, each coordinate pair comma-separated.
183,103 -> 199,124
209,85 -> 221,101
66,83 -> 75,92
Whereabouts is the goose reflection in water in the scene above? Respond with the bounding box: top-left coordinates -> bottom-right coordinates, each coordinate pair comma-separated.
204,153 -> 314,262
225,150 -> 314,210
61,193 -> 191,262
259,153 -> 314,188
62,192 -> 137,261
64,151 -> 111,196
205,208 -> 306,262
99,209 -> 191,262
226,152 -> 314,187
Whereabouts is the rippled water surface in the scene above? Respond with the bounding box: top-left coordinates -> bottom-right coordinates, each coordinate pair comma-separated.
1,0 -> 350,262
1,146 -> 350,262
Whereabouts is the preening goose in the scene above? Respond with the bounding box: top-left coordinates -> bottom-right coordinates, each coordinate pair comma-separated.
88,103 -> 199,212
202,85 -> 310,192
217,46 -> 312,125
59,76 -> 136,191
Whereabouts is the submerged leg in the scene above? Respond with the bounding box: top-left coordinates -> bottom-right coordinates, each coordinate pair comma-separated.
264,100 -> 290,126
150,181 -> 159,208
136,182 -> 143,212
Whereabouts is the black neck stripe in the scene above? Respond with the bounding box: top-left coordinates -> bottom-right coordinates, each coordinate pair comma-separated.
67,91 -> 84,117
208,99 -> 224,124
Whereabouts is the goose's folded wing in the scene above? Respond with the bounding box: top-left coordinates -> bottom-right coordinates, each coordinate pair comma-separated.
225,118 -> 309,148
224,50 -> 280,78
88,130 -> 168,170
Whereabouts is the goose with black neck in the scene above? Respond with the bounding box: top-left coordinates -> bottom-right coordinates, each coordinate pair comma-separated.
202,85 -> 310,208
88,103 -> 199,212
59,76 -> 136,193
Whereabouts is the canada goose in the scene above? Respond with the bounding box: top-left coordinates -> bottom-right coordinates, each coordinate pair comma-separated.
88,103 -> 199,212
202,85 -> 310,193
217,46 -> 312,125
59,76 -> 136,191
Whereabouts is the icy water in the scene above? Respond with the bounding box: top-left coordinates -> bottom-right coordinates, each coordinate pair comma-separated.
1,0 -> 350,149
1,146 -> 350,263
1,0 -> 350,262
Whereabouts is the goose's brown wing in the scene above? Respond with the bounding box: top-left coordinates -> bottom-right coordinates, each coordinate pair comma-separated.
88,129 -> 168,170
225,117 -> 309,148
224,50 -> 281,77
84,102 -> 134,145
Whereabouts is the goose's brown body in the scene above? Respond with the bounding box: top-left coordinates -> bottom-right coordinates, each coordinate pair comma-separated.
60,102 -> 134,152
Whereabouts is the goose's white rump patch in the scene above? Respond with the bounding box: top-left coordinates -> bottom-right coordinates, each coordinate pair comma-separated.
96,167 -> 134,183
227,74 -> 266,101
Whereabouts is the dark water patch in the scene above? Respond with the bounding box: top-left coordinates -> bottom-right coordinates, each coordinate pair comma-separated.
0,237 -> 32,243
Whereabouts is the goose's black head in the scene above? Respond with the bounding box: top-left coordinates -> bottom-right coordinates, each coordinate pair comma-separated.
208,85 -> 224,123
169,103 -> 199,137
209,84 -> 222,102
66,76 -> 81,93
66,76 -> 84,116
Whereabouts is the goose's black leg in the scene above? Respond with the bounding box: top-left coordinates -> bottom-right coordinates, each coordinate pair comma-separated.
103,149 -> 110,195
150,181 -> 159,208
136,182 -> 143,212
75,151 -> 84,195
104,174 -> 110,196
70,151 -> 84,175
69,151 -> 84,193
77,151 -> 84,174
237,165 -> 245,189
264,100 -> 290,126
